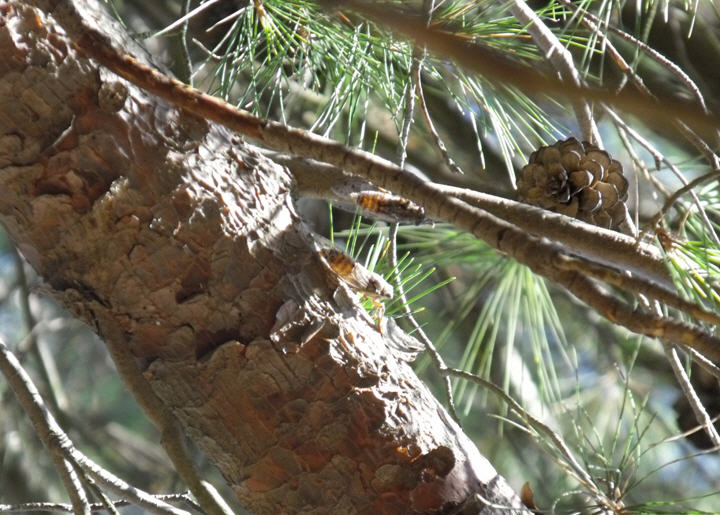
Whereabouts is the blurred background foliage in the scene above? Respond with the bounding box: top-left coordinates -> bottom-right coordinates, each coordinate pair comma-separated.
3,0 -> 720,512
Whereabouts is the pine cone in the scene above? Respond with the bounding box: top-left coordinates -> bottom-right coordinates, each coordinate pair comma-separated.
517,138 -> 630,231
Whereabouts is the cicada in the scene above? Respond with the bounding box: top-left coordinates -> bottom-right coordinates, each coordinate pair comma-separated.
318,247 -> 393,330
351,190 -> 425,224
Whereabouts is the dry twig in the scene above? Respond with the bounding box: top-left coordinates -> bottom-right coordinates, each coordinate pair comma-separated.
0,339 -> 189,515
508,0 -> 600,144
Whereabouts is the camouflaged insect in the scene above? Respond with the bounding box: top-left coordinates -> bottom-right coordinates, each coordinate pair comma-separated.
350,190 -> 425,224
318,247 -> 394,301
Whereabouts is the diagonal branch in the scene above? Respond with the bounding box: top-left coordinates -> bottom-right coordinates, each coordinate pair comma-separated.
0,494 -> 201,514
664,343 -> 720,448
444,368 -> 618,509
329,0 -> 720,141
53,10 -> 720,361
508,0 -> 600,144
0,339 -> 189,515
553,252 -> 720,328
0,339 -> 90,514
431,184 -> 668,286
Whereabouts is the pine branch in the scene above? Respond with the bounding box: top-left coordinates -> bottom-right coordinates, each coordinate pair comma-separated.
0,339 -> 189,515
508,0 -> 600,144
51,8 -> 720,362
331,0 -> 720,141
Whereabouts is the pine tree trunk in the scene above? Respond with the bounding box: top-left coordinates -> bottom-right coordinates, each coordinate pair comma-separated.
0,1 -> 528,512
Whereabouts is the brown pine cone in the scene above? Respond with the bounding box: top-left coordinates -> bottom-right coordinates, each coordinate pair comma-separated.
517,138 -> 630,232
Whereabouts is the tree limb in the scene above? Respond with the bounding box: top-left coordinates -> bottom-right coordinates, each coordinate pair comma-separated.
52,9 -> 720,361
508,0 -> 600,145
0,339 -> 189,515
1,2 -> 529,511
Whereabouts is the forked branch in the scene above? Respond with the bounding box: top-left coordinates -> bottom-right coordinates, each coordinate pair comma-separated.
41,1 -> 720,363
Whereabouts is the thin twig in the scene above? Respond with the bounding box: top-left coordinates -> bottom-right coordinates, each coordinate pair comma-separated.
179,0 -> 194,86
674,121 -> 720,170
615,122 -> 670,201
508,0 -> 600,145
74,472 -> 121,515
0,494 -> 199,514
604,106 -> 720,246
397,59 -> 418,169
414,62 -> 465,175
7,270 -> 106,511
0,339 -> 191,515
688,348 -> 720,384
664,342 -> 720,447
389,0 -> 460,422
444,368 -> 611,505
0,336 -> 90,515
650,169 -> 720,230
153,0 -> 222,38
11,249 -> 68,413
648,293 -> 720,450
388,224 -> 460,423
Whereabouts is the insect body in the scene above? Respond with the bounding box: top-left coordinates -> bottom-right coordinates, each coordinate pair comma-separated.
351,190 -> 425,224
318,247 -> 394,332
319,248 -> 394,301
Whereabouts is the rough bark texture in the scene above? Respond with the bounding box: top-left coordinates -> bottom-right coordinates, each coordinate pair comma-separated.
0,1 -> 528,513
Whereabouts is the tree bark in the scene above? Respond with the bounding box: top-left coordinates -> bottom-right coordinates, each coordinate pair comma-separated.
0,1 -> 528,512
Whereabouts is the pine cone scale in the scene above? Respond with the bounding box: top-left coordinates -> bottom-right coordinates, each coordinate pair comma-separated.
516,137 -> 630,232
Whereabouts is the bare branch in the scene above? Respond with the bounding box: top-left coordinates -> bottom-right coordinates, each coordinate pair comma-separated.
278,152 -> 671,293
432,184 -> 668,287
0,339 -> 191,515
0,339 -> 90,514
603,106 -> 720,245
508,0 -> 600,144
664,343 -> 720,447
388,222 -> 461,423
550,270 -> 720,362
444,368 -> 620,510
415,63 -> 465,175
650,169 -> 720,230
11,249 -> 69,413
0,494 -> 200,513
553,253 -> 720,328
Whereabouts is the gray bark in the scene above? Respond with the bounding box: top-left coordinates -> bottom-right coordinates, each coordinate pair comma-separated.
0,1 -> 528,512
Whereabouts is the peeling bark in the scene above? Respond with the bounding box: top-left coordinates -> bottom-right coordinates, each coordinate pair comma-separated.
0,1 -> 528,513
